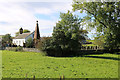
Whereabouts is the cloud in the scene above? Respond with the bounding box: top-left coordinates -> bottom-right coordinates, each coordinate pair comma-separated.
34,2 -> 73,15
35,8 -> 53,15
0,2 -> 73,37
0,1 -> 93,39
0,3 -> 35,35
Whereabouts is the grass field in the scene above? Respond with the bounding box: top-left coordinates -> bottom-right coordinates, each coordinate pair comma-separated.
82,44 -> 97,46
83,40 -> 97,46
2,50 -> 119,78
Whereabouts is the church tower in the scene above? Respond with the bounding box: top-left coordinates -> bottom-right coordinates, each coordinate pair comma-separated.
19,27 -> 23,34
34,21 -> 40,46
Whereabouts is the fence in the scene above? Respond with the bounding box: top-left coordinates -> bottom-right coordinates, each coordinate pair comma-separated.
81,46 -> 103,50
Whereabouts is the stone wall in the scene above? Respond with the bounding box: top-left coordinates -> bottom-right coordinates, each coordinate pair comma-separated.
5,47 -> 41,53
23,48 -> 40,53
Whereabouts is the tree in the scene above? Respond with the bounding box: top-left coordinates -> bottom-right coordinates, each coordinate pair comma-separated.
25,38 -> 34,48
93,35 -> 104,48
2,34 -> 12,47
72,1 -> 120,50
23,29 -> 30,33
15,29 -> 30,36
43,11 -> 88,56
36,37 -> 52,50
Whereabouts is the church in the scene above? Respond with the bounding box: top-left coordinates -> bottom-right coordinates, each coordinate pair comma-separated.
12,21 -> 40,47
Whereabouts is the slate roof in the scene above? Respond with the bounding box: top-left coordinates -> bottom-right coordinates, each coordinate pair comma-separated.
14,33 -> 32,39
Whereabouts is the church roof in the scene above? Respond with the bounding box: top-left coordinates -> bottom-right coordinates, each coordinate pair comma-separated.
14,32 -> 34,39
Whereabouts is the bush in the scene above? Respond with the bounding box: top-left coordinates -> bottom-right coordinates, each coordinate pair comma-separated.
42,38 -> 81,57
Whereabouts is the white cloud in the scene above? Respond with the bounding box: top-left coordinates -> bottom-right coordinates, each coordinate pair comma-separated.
0,3 -> 36,36
38,19 -> 55,29
0,2 -> 73,37
1,1 -> 94,39
34,2 -> 73,15
35,8 -> 53,15
0,0 -> 73,2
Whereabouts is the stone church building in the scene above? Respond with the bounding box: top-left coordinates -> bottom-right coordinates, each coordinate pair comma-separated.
12,21 -> 40,47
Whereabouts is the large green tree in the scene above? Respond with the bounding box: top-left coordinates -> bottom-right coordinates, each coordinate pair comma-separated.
2,34 -> 12,47
43,11 -> 88,56
72,1 -> 120,50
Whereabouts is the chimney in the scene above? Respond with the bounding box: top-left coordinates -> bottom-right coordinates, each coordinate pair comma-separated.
19,27 -> 23,34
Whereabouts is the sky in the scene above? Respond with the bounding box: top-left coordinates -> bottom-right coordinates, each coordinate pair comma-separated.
0,1 -> 96,39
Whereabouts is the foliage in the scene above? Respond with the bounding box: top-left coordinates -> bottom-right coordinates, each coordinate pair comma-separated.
25,37 -> 34,48
23,29 -> 30,33
43,11 -> 88,56
15,32 -> 19,37
72,1 -> 120,50
15,29 -> 30,36
2,50 -> 119,78
36,37 -> 52,50
93,35 -> 104,48
2,34 -> 12,47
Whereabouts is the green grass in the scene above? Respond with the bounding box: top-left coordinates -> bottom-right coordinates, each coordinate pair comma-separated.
2,50 -> 119,78
82,44 -> 97,46
83,40 -> 97,46
86,40 -> 95,43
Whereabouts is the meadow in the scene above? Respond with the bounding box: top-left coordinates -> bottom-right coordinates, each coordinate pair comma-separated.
83,40 -> 97,46
2,50 -> 119,78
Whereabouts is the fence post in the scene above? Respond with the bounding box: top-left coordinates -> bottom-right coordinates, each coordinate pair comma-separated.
60,75 -> 65,80
60,76 -> 61,80
33,75 -> 35,80
96,46 -> 97,50
86,46 -> 87,50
